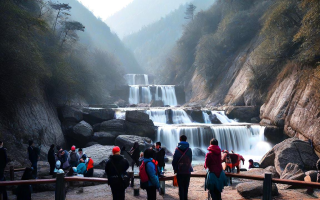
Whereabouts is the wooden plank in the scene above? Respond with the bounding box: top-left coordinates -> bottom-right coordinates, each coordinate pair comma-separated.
0,179 -> 56,186
64,177 -> 108,183
55,173 -> 65,200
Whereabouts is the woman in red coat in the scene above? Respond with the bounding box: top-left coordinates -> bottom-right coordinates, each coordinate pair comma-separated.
204,138 -> 227,200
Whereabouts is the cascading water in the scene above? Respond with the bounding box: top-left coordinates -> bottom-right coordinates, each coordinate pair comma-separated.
157,125 -> 269,155
155,85 -> 178,106
144,74 -> 149,85
172,110 -> 192,124
129,86 -> 140,104
202,111 -> 236,124
141,86 -> 152,103
124,74 -> 136,85
146,109 -> 167,124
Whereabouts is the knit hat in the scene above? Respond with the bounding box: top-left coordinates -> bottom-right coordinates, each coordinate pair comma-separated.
71,145 -> 76,151
112,146 -> 121,154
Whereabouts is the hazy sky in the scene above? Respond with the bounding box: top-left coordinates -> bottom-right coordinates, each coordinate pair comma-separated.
78,0 -> 134,20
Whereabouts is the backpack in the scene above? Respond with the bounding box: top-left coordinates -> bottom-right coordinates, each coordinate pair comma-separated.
139,161 -> 152,189
70,152 -> 77,162
176,148 -> 191,174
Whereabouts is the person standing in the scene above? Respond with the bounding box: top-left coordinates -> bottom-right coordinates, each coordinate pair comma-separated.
142,149 -> 160,200
129,142 -> 140,171
105,146 -> 130,200
172,135 -> 193,200
28,140 -> 39,179
153,142 -> 165,175
0,141 -> 8,200
204,138 -> 227,200
68,145 -> 79,167
48,144 -> 56,175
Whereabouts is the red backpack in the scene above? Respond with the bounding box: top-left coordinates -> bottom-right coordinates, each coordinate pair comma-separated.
139,160 -> 158,189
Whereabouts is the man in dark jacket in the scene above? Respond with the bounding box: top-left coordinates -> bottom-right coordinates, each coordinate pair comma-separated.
47,144 -> 55,175
28,140 -> 39,179
172,135 -> 193,200
0,141 -> 8,200
105,146 -> 129,200
153,142 -> 165,174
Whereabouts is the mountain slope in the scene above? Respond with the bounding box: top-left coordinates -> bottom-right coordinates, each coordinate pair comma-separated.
105,0 -> 190,38
123,0 -> 214,74
59,0 -> 142,73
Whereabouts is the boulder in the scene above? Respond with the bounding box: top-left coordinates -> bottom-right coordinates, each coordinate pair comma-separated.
93,123 -> 101,132
236,182 -> 278,198
209,114 -> 222,124
185,110 -> 204,123
58,106 -> 83,122
93,132 -> 116,145
93,169 -> 107,178
125,111 -> 150,124
280,163 -> 305,181
260,138 -> 318,175
85,141 -> 99,147
125,121 -> 156,140
226,106 -> 260,123
67,121 -> 93,146
83,144 -> 114,168
83,108 -> 115,125
264,126 -> 288,145
61,121 -> 78,135
305,170 -> 318,182
192,147 -> 206,157
100,119 -> 126,133
264,166 -> 280,178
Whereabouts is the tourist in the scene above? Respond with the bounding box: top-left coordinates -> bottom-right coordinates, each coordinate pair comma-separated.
142,149 -> 160,200
153,142 -> 165,174
84,157 -> 94,177
47,144 -> 56,175
204,138 -> 227,200
76,158 -> 87,175
129,142 -> 140,171
0,141 -> 8,200
16,167 -> 33,200
172,135 -> 193,200
27,140 -> 39,179
77,148 -> 86,161
105,146 -> 130,200
139,152 -> 144,166
58,149 -> 70,170
68,145 -> 79,167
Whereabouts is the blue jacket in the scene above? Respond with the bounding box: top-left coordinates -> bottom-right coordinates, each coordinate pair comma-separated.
77,163 -> 87,174
144,158 -> 160,189
172,141 -> 193,174
205,170 -> 228,192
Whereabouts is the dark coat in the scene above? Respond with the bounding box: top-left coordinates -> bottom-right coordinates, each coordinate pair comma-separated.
204,145 -> 222,178
47,148 -> 55,164
28,146 -> 38,163
105,155 -> 129,186
153,148 -> 165,167
172,141 -> 193,174
0,147 -> 8,169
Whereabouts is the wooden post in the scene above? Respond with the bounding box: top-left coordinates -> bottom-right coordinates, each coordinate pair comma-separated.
160,181 -> 165,195
263,172 -> 272,200
55,173 -> 65,200
10,166 -> 14,181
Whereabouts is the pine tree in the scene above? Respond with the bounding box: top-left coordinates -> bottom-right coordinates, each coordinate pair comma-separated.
185,4 -> 196,20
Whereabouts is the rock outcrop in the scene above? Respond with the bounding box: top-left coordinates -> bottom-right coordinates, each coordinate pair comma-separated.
93,132 -> 116,145
82,108 -> 115,125
71,121 -> 93,146
236,182 -> 278,198
83,144 -> 114,168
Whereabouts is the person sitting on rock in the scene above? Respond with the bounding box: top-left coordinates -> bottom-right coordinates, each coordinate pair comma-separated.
84,157 -> 94,177
57,149 -> 70,170
68,145 -> 79,167
76,158 -> 87,176
77,148 -> 86,162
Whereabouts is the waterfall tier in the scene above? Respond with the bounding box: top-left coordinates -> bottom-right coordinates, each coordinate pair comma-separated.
124,74 -> 149,85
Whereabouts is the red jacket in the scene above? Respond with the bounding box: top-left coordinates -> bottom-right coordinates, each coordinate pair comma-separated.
87,158 -> 94,171
204,145 -> 223,178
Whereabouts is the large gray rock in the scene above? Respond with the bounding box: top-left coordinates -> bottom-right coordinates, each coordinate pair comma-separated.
83,144 -> 114,168
93,132 -> 116,145
83,108 -> 115,125
100,119 -> 126,133
280,163 -> 305,181
209,114 -> 222,124
58,106 -> 83,122
71,121 -> 93,146
236,182 -> 278,198
226,106 -> 260,123
192,147 -> 206,157
125,111 -> 151,124
260,138 -> 318,175
125,121 -> 156,140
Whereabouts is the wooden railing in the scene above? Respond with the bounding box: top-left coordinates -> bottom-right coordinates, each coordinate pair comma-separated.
1,171 -> 320,200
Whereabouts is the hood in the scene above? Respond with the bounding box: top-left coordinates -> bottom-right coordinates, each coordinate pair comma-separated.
55,160 -> 61,168
109,154 -> 124,162
143,158 -> 153,163
207,145 -> 221,155
178,141 -> 189,151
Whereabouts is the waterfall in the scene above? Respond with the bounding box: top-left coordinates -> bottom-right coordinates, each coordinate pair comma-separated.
129,86 -> 140,104
172,110 -> 192,124
202,112 -> 211,124
157,125 -> 266,154
141,86 -> 152,103
155,85 -> 177,106
144,74 -> 149,85
124,74 -> 136,85
146,109 -> 167,124
202,111 -> 236,124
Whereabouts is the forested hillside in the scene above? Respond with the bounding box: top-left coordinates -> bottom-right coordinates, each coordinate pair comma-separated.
105,0 -> 190,38
123,0 -> 213,74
